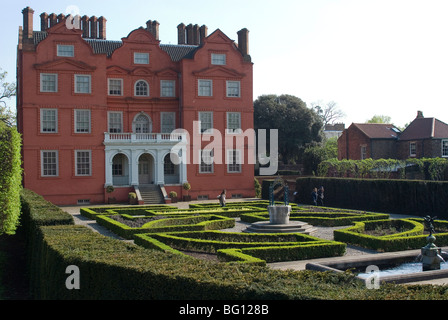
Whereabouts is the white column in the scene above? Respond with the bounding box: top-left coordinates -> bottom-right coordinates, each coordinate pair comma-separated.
130,149 -> 139,186
156,150 -> 165,185
105,149 -> 113,186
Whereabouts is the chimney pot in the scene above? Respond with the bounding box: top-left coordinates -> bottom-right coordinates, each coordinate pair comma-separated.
22,7 -> 34,39
40,12 -> 48,31
99,16 -> 107,39
177,23 -> 186,44
237,28 -> 251,61
417,111 -> 424,118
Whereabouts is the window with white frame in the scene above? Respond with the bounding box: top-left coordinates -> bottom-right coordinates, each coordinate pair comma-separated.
226,81 -> 241,97
360,145 -> 367,160
75,109 -> 91,133
108,79 -> 123,96
135,80 -> 149,96
161,112 -> 176,133
198,79 -> 212,97
226,112 -> 241,133
199,149 -> 214,173
211,53 -> 226,65
41,151 -> 58,177
442,140 -> 448,157
227,150 -> 242,173
134,52 -> 149,64
75,75 -> 91,94
108,112 -> 122,133
199,112 -> 213,133
161,80 -> 175,97
57,44 -> 74,57
40,73 -> 58,92
40,109 -> 58,133
410,142 -> 417,157
75,150 -> 91,176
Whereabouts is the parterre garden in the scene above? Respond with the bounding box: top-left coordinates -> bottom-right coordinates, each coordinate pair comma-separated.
18,189 -> 448,299
80,200 -> 448,265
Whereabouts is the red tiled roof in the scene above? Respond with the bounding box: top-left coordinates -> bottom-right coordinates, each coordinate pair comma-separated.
352,123 -> 400,139
399,117 -> 448,140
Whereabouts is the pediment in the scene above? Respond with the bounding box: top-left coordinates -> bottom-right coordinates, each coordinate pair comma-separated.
122,27 -> 159,45
46,20 -> 83,36
107,65 -> 130,75
204,29 -> 234,45
131,67 -> 154,76
193,66 -> 245,78
34,58 -> 96,71
155,68 -> 178,77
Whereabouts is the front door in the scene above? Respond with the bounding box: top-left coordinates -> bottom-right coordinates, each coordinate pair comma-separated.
138,154 -> 152,184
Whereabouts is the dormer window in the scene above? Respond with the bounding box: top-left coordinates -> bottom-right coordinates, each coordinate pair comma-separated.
57,44 -> 74,57
134,52 -> 149,64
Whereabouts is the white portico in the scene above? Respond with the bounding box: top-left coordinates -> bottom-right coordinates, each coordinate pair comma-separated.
104,132 -> 187,187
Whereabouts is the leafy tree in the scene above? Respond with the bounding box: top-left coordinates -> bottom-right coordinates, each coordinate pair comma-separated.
0,69 -> 16,126
254,94 -> 323,164
366,114 -> 392,124
302,137 -> 338,175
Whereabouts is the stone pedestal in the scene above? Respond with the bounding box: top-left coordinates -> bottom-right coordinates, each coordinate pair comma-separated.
268,205 -> 291,224
421,235 -> 442,271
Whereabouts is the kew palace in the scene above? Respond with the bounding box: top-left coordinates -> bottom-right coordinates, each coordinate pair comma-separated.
17,7 -> 255,205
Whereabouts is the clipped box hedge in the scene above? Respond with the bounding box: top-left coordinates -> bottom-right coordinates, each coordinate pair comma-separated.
136,231 -> 346,264
333,219 -> 448,251
95,214 -> 235,239
240,208 -> 389,227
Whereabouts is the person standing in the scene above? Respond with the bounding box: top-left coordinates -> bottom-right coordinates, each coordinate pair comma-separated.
218,189 -> 226,207
311,187 -> 318,206
317,186 -> 324,206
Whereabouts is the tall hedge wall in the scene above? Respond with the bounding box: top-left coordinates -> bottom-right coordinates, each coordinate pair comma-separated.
295,177 -> 448,219
0,122 -> 22,235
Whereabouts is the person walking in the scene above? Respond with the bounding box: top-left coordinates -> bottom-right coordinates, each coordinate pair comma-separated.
218,189 -> 226,207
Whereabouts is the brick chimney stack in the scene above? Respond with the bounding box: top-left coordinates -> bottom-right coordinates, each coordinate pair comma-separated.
89,16 -> 98,38
146,20 -> 160,40
98,16 -> 107,39
40,12 -> 48,31
237,28 -> 251,61
199,25 -> 208,44
22,7 -> 34,40
177,23 -> 186,44
417,111 -> 424,118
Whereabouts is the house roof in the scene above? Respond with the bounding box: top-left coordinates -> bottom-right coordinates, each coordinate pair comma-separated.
33,31 -> 199,61
399,117 -> 448,140
351,123 -> 401,139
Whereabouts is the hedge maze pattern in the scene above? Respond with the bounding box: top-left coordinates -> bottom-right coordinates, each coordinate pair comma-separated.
81,200 -> 428,265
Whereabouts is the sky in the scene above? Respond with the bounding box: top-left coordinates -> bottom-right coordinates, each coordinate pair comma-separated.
2,0 -> 448,128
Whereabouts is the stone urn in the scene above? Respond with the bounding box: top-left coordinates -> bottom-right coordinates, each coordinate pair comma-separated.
268,205 -> 291,225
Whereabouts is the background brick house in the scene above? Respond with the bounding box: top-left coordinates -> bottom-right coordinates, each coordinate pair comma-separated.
338,111 -> 448,161
396,111 -> 448,159
337,123 -> 400,160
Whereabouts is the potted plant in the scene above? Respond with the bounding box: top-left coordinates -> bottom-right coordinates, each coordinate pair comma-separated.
106,185 -> 116,204
169,191 -> 178,203
182,182 -> 191,201
128,192 -> 138,205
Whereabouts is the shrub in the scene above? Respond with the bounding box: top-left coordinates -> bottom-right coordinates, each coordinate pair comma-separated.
0,122 -> 22,235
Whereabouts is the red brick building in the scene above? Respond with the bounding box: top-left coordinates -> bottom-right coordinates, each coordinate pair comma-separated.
337,123 -> 400,160
338,111 -> 448,161
17,7 -> 255,205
